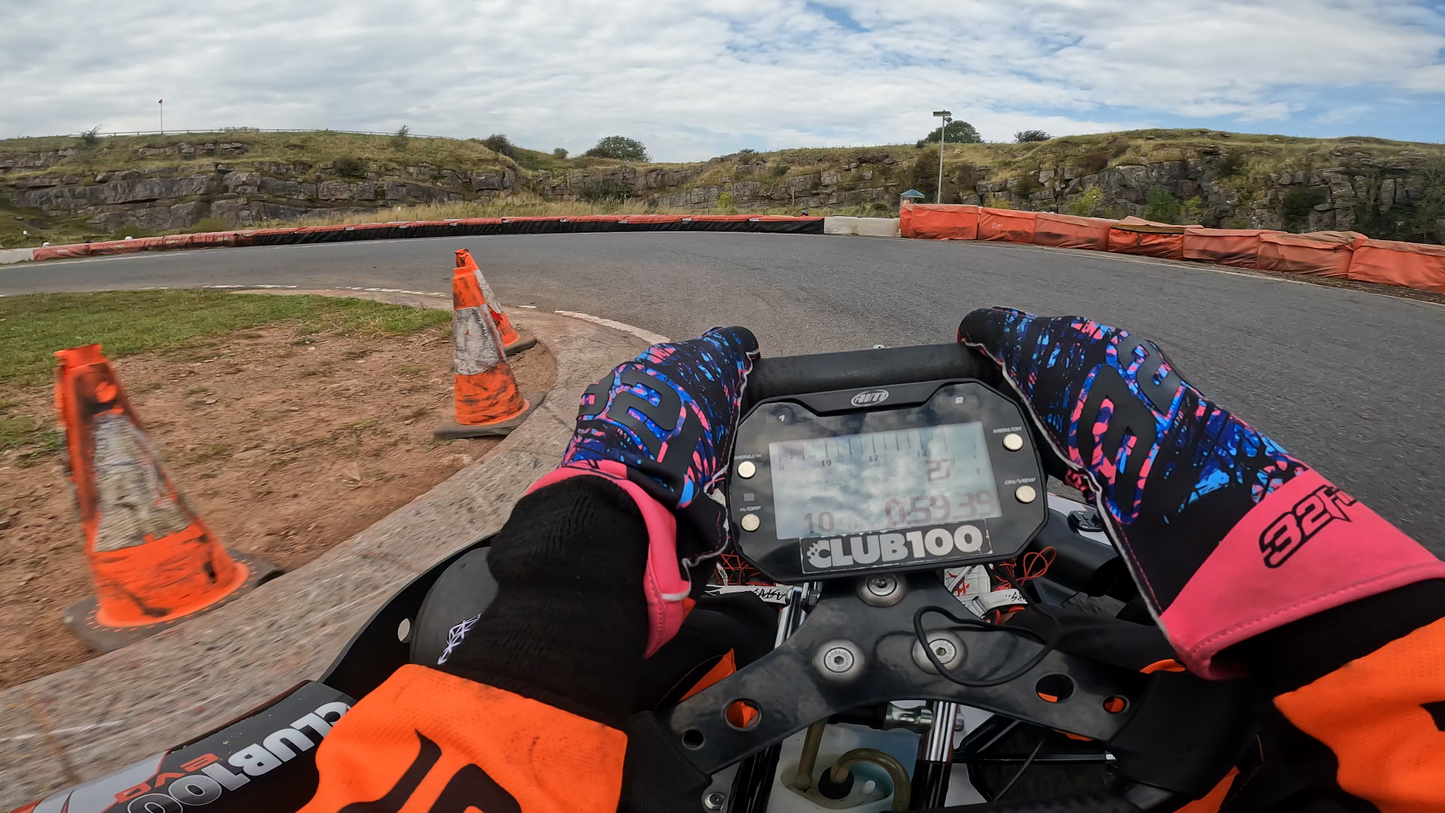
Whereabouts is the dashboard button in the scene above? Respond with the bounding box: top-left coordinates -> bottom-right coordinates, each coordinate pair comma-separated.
740,513 -> 761,532
738,461 -> 757,479
1014,485 -> 1038,504
1003,433 -> 1024,451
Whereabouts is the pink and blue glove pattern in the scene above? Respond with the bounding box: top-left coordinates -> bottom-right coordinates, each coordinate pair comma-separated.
960,308 -> 1445,676
531,327 -> 758,656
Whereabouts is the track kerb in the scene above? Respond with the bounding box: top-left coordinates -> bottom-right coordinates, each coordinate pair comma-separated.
454,248 -> 536,354
54,344 -> 281,652
434,264 -> 544,439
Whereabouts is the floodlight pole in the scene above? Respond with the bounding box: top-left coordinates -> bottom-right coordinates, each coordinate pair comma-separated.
933,110 -> 952,204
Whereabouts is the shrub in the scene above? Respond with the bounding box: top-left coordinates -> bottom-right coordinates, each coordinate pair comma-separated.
1080,147 -> 1111,175
1015,129 -> 1052,143
482,133 -> 516,158
334,156 -> 367,178
1179,196 -> 1207,225
391,125 -> 410,149
1216,150 -> 1245,178
1279,187 -> 1327,231
1142,186 -> 1182,223
923,121 -> 983,144
552,147 -> 568,159
584,135 -> 650,162
1014,174 -> 1043,197
79,125 -> 103,146
1065,187 -> 1105,217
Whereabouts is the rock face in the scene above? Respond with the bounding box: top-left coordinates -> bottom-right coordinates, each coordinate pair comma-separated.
0,143 -> 490,234
2,139 -> 1442,241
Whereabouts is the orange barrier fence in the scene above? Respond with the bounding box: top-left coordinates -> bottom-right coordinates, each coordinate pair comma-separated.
899,204 -> 979,240
1182,228 -> 1277,268
1032,213 -> 1114,251
1256,232 -> 1362,277
1348,239 -> 1445,293
1108,227 -> 1184,260
978,208 -> 1037,243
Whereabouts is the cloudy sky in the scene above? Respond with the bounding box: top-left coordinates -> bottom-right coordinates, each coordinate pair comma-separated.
3,0 -> 1444,161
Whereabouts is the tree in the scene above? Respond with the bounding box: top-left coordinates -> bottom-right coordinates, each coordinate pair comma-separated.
923,120 -> 982,144
391,125 -> 410,149
552,147 -> 569,159
79,125 -> 103,146
1143,186 -> 1182,223
584,135 -> 650,161
481,133 -> 516,158
1014,129 -> 1051,143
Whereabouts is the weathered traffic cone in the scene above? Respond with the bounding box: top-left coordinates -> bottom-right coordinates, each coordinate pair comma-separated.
54,345 -> 280,652
454,248 -> 536,354
433,267 -> 545,439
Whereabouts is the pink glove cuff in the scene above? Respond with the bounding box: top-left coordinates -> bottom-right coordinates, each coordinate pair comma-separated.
527,460 -> 689,657
1159,470 -> 1445,677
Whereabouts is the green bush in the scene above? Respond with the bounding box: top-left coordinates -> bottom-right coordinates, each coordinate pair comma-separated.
334,156 -> 367,178
1279,187 -> 1326,231
1014,129 -> 1052,143
482,134 -> 516,158
1080,147 -> 1111,175
552,147 -> 568,159
1142,186 -> 1181,223
1065,187 -> 1105,217
923,121 -> 983,144
1179,196 -> 1207,225
1216,151 -> 1245,178
584,135 -> 650,162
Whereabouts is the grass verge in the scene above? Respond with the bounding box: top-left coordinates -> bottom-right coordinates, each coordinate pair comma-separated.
0,290 -> 451,454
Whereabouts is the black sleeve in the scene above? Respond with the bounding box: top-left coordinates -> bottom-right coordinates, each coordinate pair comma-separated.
436,475 -> 651,729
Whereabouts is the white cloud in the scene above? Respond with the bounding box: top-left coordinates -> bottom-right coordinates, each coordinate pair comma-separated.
1312,105 -> 1371,124
1,0 -> 1443,160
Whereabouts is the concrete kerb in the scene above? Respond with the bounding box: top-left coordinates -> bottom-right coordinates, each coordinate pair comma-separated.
0,248 -> 35,265
0,298 -> 653,808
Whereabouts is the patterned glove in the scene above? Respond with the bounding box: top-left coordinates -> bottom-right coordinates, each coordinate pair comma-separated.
959,308 -> 1445,676
528,327 -> 759,655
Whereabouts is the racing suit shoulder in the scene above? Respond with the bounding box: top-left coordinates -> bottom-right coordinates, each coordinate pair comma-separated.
300,664 -> 627,813
1272,616 -> 1445,813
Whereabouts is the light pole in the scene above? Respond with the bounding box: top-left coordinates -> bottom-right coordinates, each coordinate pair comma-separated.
932,110 -> 951,204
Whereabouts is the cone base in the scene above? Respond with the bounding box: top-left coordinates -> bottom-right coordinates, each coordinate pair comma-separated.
434,391 -> 546,439
504,331 -> 538,355
63,551 -> 283,653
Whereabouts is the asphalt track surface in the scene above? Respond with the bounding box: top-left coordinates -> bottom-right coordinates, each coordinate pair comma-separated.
3,232 -> 1443,554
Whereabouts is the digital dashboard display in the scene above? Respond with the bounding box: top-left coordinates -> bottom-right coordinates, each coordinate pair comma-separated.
769,422 -> 1002,539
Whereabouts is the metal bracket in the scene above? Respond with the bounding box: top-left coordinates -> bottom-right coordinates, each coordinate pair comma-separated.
664,574 -> 1145,775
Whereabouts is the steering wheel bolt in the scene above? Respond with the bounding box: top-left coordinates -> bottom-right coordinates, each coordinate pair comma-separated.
814,639 -> 865,682
912,630 -> 966,674
857,574 -> 906,607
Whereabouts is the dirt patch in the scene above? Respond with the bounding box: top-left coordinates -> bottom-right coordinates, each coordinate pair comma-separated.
0,326 -> 554,687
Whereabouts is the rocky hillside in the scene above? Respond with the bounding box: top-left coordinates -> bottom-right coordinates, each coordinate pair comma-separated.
4,128 -> 1445,248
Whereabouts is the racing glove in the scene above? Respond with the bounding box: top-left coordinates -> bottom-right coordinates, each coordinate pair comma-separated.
528,326 -> 759,655
958,308 -> 1445,676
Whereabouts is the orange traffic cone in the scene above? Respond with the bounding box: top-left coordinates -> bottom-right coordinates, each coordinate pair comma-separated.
433,265 -> 545,439
454,249 -> 536,354
54,345 -> 280,652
